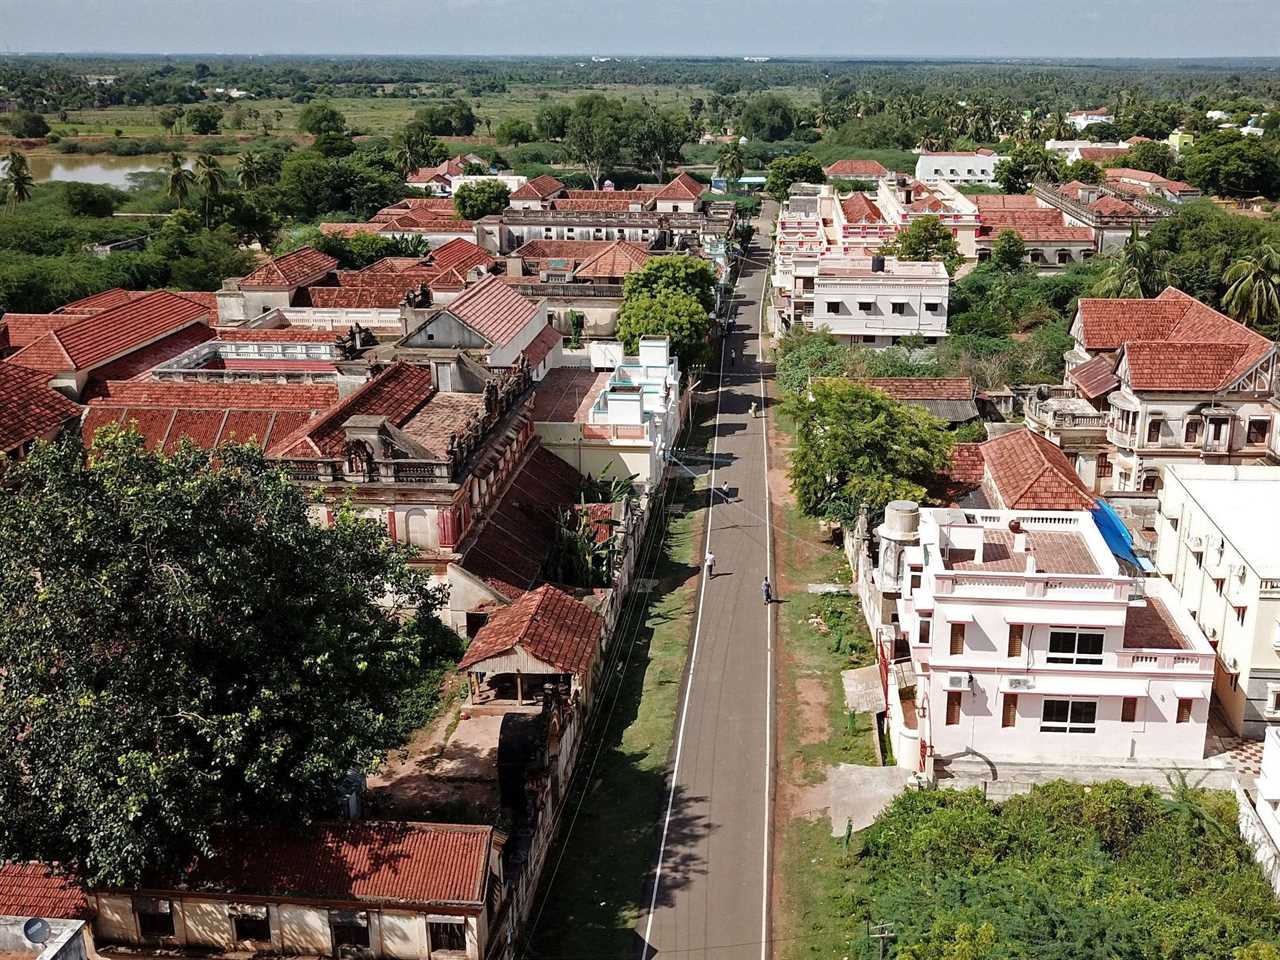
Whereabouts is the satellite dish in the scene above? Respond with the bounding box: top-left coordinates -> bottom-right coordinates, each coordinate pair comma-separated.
23,918 -> 51,945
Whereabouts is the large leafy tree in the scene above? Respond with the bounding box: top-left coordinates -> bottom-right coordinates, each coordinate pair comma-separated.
0,430 -> 452,886
452,179 -> 510,220
1223,243 -> 1280,338
784,380 -> 953,524
1181,130 -> 1280,198
993,143 -> 1065,193
564,95 -> 622,190
622,254 -> 718,313
297,101 -> 347,137
990,229 -> 1028,271
880,215 -> 964,275
1092,224 -> 1171,298
737,93 -> 796,141
617,290 -> 712,366
625,106 -> 691,181
764,153 -> 825,201
716,142 -> 745,188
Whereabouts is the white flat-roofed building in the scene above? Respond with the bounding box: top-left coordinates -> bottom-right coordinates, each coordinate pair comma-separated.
1154,464 -> 1280,739
870,501 -> 1214,775
914,150 -> 997,185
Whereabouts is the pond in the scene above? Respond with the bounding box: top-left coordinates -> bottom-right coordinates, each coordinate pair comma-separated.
13,154 -> 196,188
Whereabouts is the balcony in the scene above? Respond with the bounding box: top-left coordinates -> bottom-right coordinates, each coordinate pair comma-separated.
1115,650 -> 1215,672
1025,396 -> 1107,440
1107,421 -> 1138,448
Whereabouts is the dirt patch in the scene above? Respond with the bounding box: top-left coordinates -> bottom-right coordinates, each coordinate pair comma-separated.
795,677 -> 830,747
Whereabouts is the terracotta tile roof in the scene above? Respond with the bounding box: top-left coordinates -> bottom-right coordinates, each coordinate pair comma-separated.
653,173 -> 704,202
1089,195 -> 1140,216
510,174 -> 565,200
399,392 -> 487,459
406,156 -> 470,183
92,380 -> 339,409
573,240 -> 651,278
0,312 -> 80,349
1076,298 -> 1186,350
522,324 -> 564,369
975,195 -> 1043,211
271,362 -> 435,459
551,197 -> 645,212
83,324 -> 216,388
184,821 -> 494,908
510,239 -> 615,264
382,217 -> 474,234
0,862 -> 91,920
863,377 -> 973,401
319,222 -> 383,238
951,528 -> 1099,575
1077,147 -> 1129,162
1067,354 -> 1119,399
979,428 -> 1095,511
460,583 -> 602,674
56,287 -> 151,315
239,247 -> 339,289
429,238 -> 495,275
447,276 -> 540,347
360,257 -> 434,275
302,285 -> 417,310
173,291 -> 220,312
531,367 -> 609,423
1056,180 -> 1093,199
947,443 -> 986,485
840,193 -> 884,223
8,292 -> 211,374
1123,340 -> 1261,391
461,445 -> 585,599
824,159 -> 888,178
1122,596 -> 1190,650
0,362 -> 82,454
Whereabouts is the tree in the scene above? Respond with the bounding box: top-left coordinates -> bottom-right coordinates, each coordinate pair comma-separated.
776,327 -> 855,395
1125,140 -> 1178,178
193,154 -> 228,228
391,121 -> 447,178
616,290 -> 712,366
237,151 -> 264,190
452,179 -> 510,220
764,153 -> 825,201
165,153 -> 196,209
622,254 -> 718,313
784,380 -> 953,524
158,108 -> 181,134
880,215 -> 964,275
2,150 -> 34,211
1181,132 -> 1280,198
1092,224 -> 1171,298
1062,159 -> 1104,184
7,110 -> 50,139
990,229 -> 1028,271
495,118 -> 535,147
534,103 -> 572,141
737,93 -> 796,141
1223,243 -> 1280,338
564,97 -> 622,190
412,100 -> 475,137
297,101 -> 347,137
993,143 -> 1064,193
716,142 -> 745,188
0,431 -> 453,886
184,105 -> 223,136
626,106 -> 691,180
63,182 -> 121,218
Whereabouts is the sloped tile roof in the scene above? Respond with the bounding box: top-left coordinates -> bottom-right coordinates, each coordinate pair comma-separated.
0,862 -> 91,919
447,276 -> 540,347
979,428 -> 1095,511
0,362 -> 82,453
531,368 -> 609,423
1066,353 -> 1120,399
1089,195 -> 1141,216
573,241 -> 650,278
824,159 -> 888,178
239,247 -> 339,289
459,584 -> 602,674
947,443 -> 987,485
1123,341 -> 1259,391
1076,299 -> 1186,350
399,392 -> 487,459
863,377 -> 973,401
84,324 -> 215,388
184,821 -> 493,907
840,193 -> 884,223
213,327 -> 339,343
1122,596 -> 1190,650
522,324 -> 564,369
0,312 -> 80,349
92,380 -> 339,409
653,173 -> 704,202
551,197 -> 645,212
56,287 -> 151,315
429,238 -> 495,275
1077,146 -> 1130,162
302,285 -> 417,310
510,174 -> 564,200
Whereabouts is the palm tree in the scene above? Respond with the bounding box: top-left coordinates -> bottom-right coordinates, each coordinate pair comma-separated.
194,154 -> 227,227
237,151 -> 263,190
1092,225 -> 1171,299
1223,243 -> 1280,338
1046,110 -> 1072,141
716,143 -> 744,190
3,150 -> 34,211
165,153 -> 196,210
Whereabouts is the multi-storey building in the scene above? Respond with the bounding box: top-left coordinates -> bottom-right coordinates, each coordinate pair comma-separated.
1154,464 -> 1280,738
1032,179 -> 1170,249
1068,107 -> 1111,130
914,149 -> 997,185
973,194 -> 1096,268
868,501 -> 1214,775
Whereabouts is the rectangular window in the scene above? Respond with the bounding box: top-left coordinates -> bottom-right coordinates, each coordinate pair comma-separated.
862,335 -> 876,344
429,921 -> 467,952
1185,419 -> 1202,444
1047,629 -> 1104,665
1007,624 -> 1024,658
1211,419 -> 1226,441
1213,577 -> 1225,595
232,909 -> 271,943
1142,475 -> 1158,493
134,899 -> 175,939
918,616 -> 931,646
1097,452 -> 1112,478
1248,418 -> 1270,445
329,911 -> 370,953
1041,699 -> 1097,734
1002,694 -> 1018,728
1121,697 -> 1137,722
891,302 -> 906,315
946,691 -> 962,725
949,622 -> 965,655
1146,419 -> 1162,444
1176,698 -> 1194,723
1235,605 -> 1247,625
825,301 -> 840,314
858,301 -> 874,312
924,302 -> 940,313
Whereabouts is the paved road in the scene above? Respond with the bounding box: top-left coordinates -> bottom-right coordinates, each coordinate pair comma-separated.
639,203 -> 778,960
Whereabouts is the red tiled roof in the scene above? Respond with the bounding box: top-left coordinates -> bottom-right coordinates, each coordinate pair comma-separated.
406,156 -> 471,183
523,324 -> 563,369
93,380 -> 339,409
653,173 -> 704,203
429,238 -> 495,276
459,584 -> 603,674
185,821 -> 494,908
84,324 -> 216,387
319,222 -> 382,238
240,247 -> 339,289
302,285 -> 416,310
447,276 -> 540,347
979,428 -> 1095,511
975,195 -> 1043,211
551,197 -> 645,212
1122,596 -> 1190,650
510,175 -> 565,200
840,193 -> 884,224
531,368 -> 609,423
1077,147 -> 1129,162
0,863 -> 91,920
947,443 -> 986,486
1089,195 -> 1140,216
1123,341 -> 1262,391
863,378 -> 974,401
0,312 -> 80,349
0,362 -> 81,454
56,287 -> 151,315
573,240 -> 651,278
272,362 -> 435,458
1066,354 -> 1120,399
8,292 -> 211,374
825,159 -> 888,178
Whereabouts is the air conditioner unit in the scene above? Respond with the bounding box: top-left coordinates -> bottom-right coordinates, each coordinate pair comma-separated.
1006,677 -> 1034,691
945,672 -> 971,691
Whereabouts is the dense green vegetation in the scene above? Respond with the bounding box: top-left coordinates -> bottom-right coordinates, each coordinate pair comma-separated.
841,781 -> 1280,959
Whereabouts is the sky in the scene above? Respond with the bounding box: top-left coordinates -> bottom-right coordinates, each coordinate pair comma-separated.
1,0 -> 1278,58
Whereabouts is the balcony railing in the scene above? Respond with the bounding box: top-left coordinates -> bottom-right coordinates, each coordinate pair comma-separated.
1115,650 -> 1215,672
1107,422 -> 1138,447
283,458 -> 454,485
1025,399 -> 1107,432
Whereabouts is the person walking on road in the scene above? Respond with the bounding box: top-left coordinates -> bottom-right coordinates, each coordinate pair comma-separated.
720,479 -> 731,501
762,577 -> 772,603
749,400 -> 758,418
705,551 -> 716,578
729,348 -> 736,367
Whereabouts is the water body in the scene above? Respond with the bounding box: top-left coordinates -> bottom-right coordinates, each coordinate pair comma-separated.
13,154 -> 194,188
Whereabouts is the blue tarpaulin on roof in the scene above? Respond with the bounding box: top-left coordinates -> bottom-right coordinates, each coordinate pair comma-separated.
1091,498 -> 1151,571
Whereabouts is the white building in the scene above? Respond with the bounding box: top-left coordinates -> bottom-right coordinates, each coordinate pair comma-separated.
871,502 -> 1214,776
1068,107 -> 1112,131
1154,465 -> 1280,738
914,150 -> 997,185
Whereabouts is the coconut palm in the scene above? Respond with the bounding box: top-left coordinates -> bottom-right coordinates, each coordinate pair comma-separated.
237,151 -> 263,190
1223,243 -> 1280,338
1092,225 -> 1171,299
193,154 -> 227,227
3,150 -> 34,211
1046,110 -> 1073,141
165,153 -> 196,210
716,142 -> 744,190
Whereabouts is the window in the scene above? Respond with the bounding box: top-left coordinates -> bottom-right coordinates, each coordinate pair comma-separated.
1234,605 -> 1247,625
858,300 -> 874,312
1248,418 -> 1270,445
1007,624 -> 1024,658
1267,684 -> 1280,719
1185,419 -> 1202,444
1169,517 -> 1179,531
924,302 -> 941,313
429,921 -> 467,952
1041,699 -> 1097,734
1213,577 -> 1225,595
949,622 -> 965,655
1002,694 -> 1018,728
946,691 -> 962,725
1121,697 -> 1137,722
1142,474 -> 1158,493
231,907 -> 271,943
918,615 -> 931,646
1211,419 -> 1227,442
891,302 -> 906,315
133,898 -> 175,939
329,910 -> 370,954
862,335 -> 876,344
825,301 -> 840,315
1146,419 -> 1162,444
1176,698 -> 1194,724
1030,249 -> 1045,264
1047,629 -> 1104,665
1097,452 -> 1112,479
1057,250 -> 1073,264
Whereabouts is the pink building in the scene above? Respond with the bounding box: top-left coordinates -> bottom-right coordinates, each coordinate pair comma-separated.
872,502 -> 1214,776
